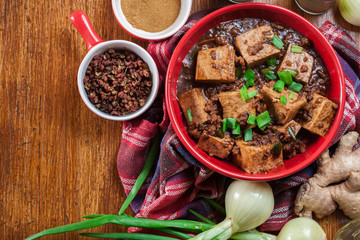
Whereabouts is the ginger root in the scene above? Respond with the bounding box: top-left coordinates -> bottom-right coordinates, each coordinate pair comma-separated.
295,131 -> 360,219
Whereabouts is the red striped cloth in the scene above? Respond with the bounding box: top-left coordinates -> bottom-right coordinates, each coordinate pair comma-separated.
117,13 -> 360,233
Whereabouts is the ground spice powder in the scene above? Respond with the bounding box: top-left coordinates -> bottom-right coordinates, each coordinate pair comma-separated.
121,0 -> 181,33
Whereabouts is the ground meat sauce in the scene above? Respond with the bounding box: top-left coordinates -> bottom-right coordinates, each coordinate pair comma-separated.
177,18 -> 337,173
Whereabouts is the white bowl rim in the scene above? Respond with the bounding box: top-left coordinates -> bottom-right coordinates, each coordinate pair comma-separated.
111,0 -> 192,41
77,40 -> 159,121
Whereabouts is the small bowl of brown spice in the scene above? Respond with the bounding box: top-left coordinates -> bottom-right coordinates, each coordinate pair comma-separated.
71,11 -> 159,121
112,0 -> 192,41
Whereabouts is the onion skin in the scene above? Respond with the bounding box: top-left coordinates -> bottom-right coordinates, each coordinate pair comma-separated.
334,218 -> 360,240
276,217 -> 326,240
339,0 -> 360,26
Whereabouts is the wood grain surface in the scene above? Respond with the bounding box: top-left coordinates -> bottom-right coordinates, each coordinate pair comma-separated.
1,0 -> 359,239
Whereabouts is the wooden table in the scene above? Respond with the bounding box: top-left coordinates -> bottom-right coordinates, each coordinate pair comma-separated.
1,0 -> 359,239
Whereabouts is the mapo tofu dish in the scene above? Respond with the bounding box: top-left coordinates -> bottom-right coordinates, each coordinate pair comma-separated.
177,18 -> 338,174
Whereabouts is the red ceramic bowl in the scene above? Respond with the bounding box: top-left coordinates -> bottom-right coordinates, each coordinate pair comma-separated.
165,3 -> 345,181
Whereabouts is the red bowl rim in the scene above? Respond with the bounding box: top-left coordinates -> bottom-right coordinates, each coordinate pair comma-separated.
165,3 -> 345,181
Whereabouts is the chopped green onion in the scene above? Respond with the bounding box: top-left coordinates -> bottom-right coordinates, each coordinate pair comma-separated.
226,118 -> 237,129
244,129 -> 253,142
288,127 -> 296,140
280,95 -> 287,105
285,69 -> 298,77
245,78 -> 254,87
187,109 -> 192,122
256,111 -> 271,130
289,92 -> 295,100
243,68 -> 255,87
291,45 -> 303,53
239,85 -> 249,102
235,67 -> 242,78
273,80 -> 285,92
265,72 -> 277,80
243,68 -> 255,82
272,35 -> 284,49
278,71 -> 293,85
271,142 -> 282,156
247,114 -> 256,125
248,90 -> 258,99
232,123 -> 241,135
267,58 -> 277,66
260,68 -> 273,74
223,118 -> 238,132
222,119 -> 227,132
288,82 -> 303,92
215,129 -> 224,138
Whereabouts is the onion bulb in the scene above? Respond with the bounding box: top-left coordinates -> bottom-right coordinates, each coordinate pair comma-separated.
339,0 -> 360,26
190,180 -> 274,240
334,218 -> 360,240
276,217 -> 327,240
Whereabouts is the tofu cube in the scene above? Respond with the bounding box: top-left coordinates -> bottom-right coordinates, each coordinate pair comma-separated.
197,132 -> 234,159
232,140 -> 284,173
195,45 -> 236,83
218,89 -> 257,119
235,25 -> 280,67
278,44 -> 314,84
300,93 -> 338,136
178,88 -> 208,125
273,120 -> 302,137
261,82 -> 307,124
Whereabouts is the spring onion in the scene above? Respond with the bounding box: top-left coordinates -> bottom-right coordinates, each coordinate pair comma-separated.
265,72 -> 277,80
276,218 -> 326,240
267,58 -> 277,66
248,90 -> 258,99
26,214 -> 211,240
79,232 -> 179,240
187,110 -> 192,122
246,79 -> 254,87
239,85 -> 249,102
288,82 -> 303,92
278,71 -> 293,85
235,67 -> 242,78
280,95 -> 287,105
256,111 -> 271,130
272,35 -> 284,49
223,118 -> 238,133
273,80 -> 285,92
289,92 -> 295,100
232,123 -> 241,135
271,142 -> 282,156
243,68 -> 255,82
334,218 -> 360,240
261,68 -> 274,74
285,69 -> 298,77
243,68 -> 255,87
339,0 -> 360,27
244,129 -> 252,142
291,45 -> 303,53
189,209 -> 215,225
247,114 -> 256,125
190,180 -> 274,240
288,127 -> 296,140
118,134 -> 161,215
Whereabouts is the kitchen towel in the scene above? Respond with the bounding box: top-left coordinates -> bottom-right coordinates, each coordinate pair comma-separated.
117,10 -> 360,233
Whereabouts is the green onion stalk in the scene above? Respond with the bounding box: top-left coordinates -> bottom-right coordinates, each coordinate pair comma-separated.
189,180 -> 275,240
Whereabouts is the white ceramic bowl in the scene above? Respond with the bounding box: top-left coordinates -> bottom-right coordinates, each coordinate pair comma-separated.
71,11 -> 159,121
112,0 -> 192,41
